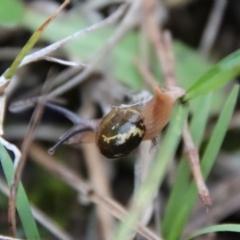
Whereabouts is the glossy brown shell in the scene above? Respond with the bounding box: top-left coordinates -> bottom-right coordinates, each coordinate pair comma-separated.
96,107 -> 145,159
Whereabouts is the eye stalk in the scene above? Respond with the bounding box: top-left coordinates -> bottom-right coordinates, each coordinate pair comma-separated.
36,85 -> 184,159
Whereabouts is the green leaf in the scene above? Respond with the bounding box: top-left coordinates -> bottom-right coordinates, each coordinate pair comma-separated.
0,0 -> 24,26
185,224 -> 240,240
112,104 -> 188,240
164,86 -> 239,240
184,50 -> 240,101
0,143 -> 40,240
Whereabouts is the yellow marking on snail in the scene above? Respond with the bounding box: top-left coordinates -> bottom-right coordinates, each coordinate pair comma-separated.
102,126 -> 144,145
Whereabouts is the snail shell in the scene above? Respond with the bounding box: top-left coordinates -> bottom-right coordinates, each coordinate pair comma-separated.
96,107 -> 146,159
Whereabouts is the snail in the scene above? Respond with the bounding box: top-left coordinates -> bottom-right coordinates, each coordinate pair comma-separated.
39,85 -> 185,159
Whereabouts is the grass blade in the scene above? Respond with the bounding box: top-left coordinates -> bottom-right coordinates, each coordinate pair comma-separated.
185,224 -> 240,240
0,143 -> 40,240
162,94 -> 212,237
184,50 -> 240,101
111,104 -> 188,240
4,1 -> 69,80
165,85 -> 239,240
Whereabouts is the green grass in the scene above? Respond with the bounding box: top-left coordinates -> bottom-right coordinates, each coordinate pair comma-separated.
0,144 -> 40,239
185,224 -> 240,240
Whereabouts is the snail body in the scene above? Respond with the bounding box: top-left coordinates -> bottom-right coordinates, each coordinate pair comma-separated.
45,85 -> 185,159
142,86 -> 178,140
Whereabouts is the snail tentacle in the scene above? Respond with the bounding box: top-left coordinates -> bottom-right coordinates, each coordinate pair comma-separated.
48,124 -> 96,154
31,99 -> 99,153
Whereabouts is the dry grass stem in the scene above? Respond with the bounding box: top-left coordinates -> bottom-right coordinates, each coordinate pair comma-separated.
183,123 -> 211,206
40,57 -> 90,68
8,104 -> 44,236
135,60 -> 159,90
142,0 -> 176,87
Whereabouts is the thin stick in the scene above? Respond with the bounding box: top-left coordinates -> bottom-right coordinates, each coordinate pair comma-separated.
142,0 -> 176,87
8,73 -> 53,236
183,123 -> 211,206
135,60 -> 159,90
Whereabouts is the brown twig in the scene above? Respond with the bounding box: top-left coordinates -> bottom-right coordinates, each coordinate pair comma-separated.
135,60 -> 159,90
8,67 -> 55,236
183,123 -> 211,206
8,97 -> 45,236
142,0 -> 176,87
